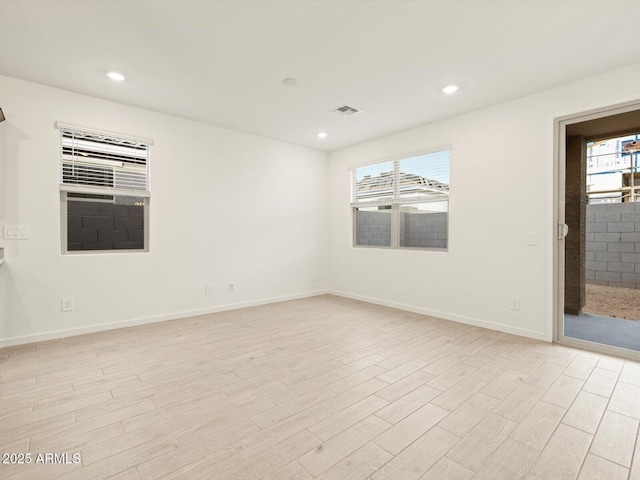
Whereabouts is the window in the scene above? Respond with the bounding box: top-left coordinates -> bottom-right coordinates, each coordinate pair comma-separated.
351,148 -> 450,249
57,123 -> 152,253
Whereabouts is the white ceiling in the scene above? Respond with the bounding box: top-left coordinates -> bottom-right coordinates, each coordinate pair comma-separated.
1,1 -> 640,151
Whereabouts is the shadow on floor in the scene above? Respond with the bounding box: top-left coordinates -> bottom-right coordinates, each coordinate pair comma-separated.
565,312 -> 640,351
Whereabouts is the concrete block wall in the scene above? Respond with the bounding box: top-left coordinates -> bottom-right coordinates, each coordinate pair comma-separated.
402,212 -> 448,248
355,210 -> 448,248
355,210 -> 391,246
586,202 -> 640,288
67,200 -> 144,251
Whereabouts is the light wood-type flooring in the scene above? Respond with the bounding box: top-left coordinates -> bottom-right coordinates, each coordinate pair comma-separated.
1,294 -> 640,480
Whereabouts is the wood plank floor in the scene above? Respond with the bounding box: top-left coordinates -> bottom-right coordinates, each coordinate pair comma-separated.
1,294 -> 639,480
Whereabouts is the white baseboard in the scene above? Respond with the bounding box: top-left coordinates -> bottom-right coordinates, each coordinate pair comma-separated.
1,289 -> 550,348
0,289 -> 329,348
329,289 -> 550,342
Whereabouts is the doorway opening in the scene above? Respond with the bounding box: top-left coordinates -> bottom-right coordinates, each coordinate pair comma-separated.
558,105 -> 640,355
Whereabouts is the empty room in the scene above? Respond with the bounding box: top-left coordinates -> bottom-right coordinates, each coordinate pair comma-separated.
2,1 -> 640,479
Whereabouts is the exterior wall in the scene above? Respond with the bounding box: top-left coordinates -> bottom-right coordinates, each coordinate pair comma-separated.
355,210 -> 448,248
355,211 -> 391,246
402,212 -> 447,249
586,202 -> 640,288
67,201 -> 144,251
564,135 -> 586,314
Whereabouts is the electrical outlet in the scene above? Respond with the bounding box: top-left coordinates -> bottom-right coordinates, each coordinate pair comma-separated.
509,297 -> 520,311
205,285 -> 213,295
61,298 -> 74,312
228,283 -> 235,292
526,232 -> 536,246
312,273 -> 318,282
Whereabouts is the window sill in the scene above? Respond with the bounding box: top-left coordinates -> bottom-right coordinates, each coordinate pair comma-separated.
353,245 -> 447,252
62,249 -> 149,256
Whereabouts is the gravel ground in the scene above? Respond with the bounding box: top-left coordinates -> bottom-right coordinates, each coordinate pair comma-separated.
584,283 -> 640,321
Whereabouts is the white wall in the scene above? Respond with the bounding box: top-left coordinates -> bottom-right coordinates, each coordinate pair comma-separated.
4,62 -> 640,348
0,75 -> 329,346
328,63 -> 640,341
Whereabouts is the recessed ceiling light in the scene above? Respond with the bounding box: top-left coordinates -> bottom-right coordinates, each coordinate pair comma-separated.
442,85 -> 458,94
317,132 -> 328,139
283,77 -> 298,87
107,71 -> 125,82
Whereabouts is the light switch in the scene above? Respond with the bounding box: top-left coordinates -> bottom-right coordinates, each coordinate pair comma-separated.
3,225 -> 30,239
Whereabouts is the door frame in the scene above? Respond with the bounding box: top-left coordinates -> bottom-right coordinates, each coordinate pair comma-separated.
554,99 -> 640,360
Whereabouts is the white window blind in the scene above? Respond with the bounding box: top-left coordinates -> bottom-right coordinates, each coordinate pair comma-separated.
351,149 -> 450,206
58,125 -> 151,197
351,160 -> 394,204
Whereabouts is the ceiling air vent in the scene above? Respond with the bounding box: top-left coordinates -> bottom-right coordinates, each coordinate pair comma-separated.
333,105 -> 361,116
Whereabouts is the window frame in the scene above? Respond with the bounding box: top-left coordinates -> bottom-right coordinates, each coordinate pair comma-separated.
56,122 -> 153,255
350,146 -> 450,251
